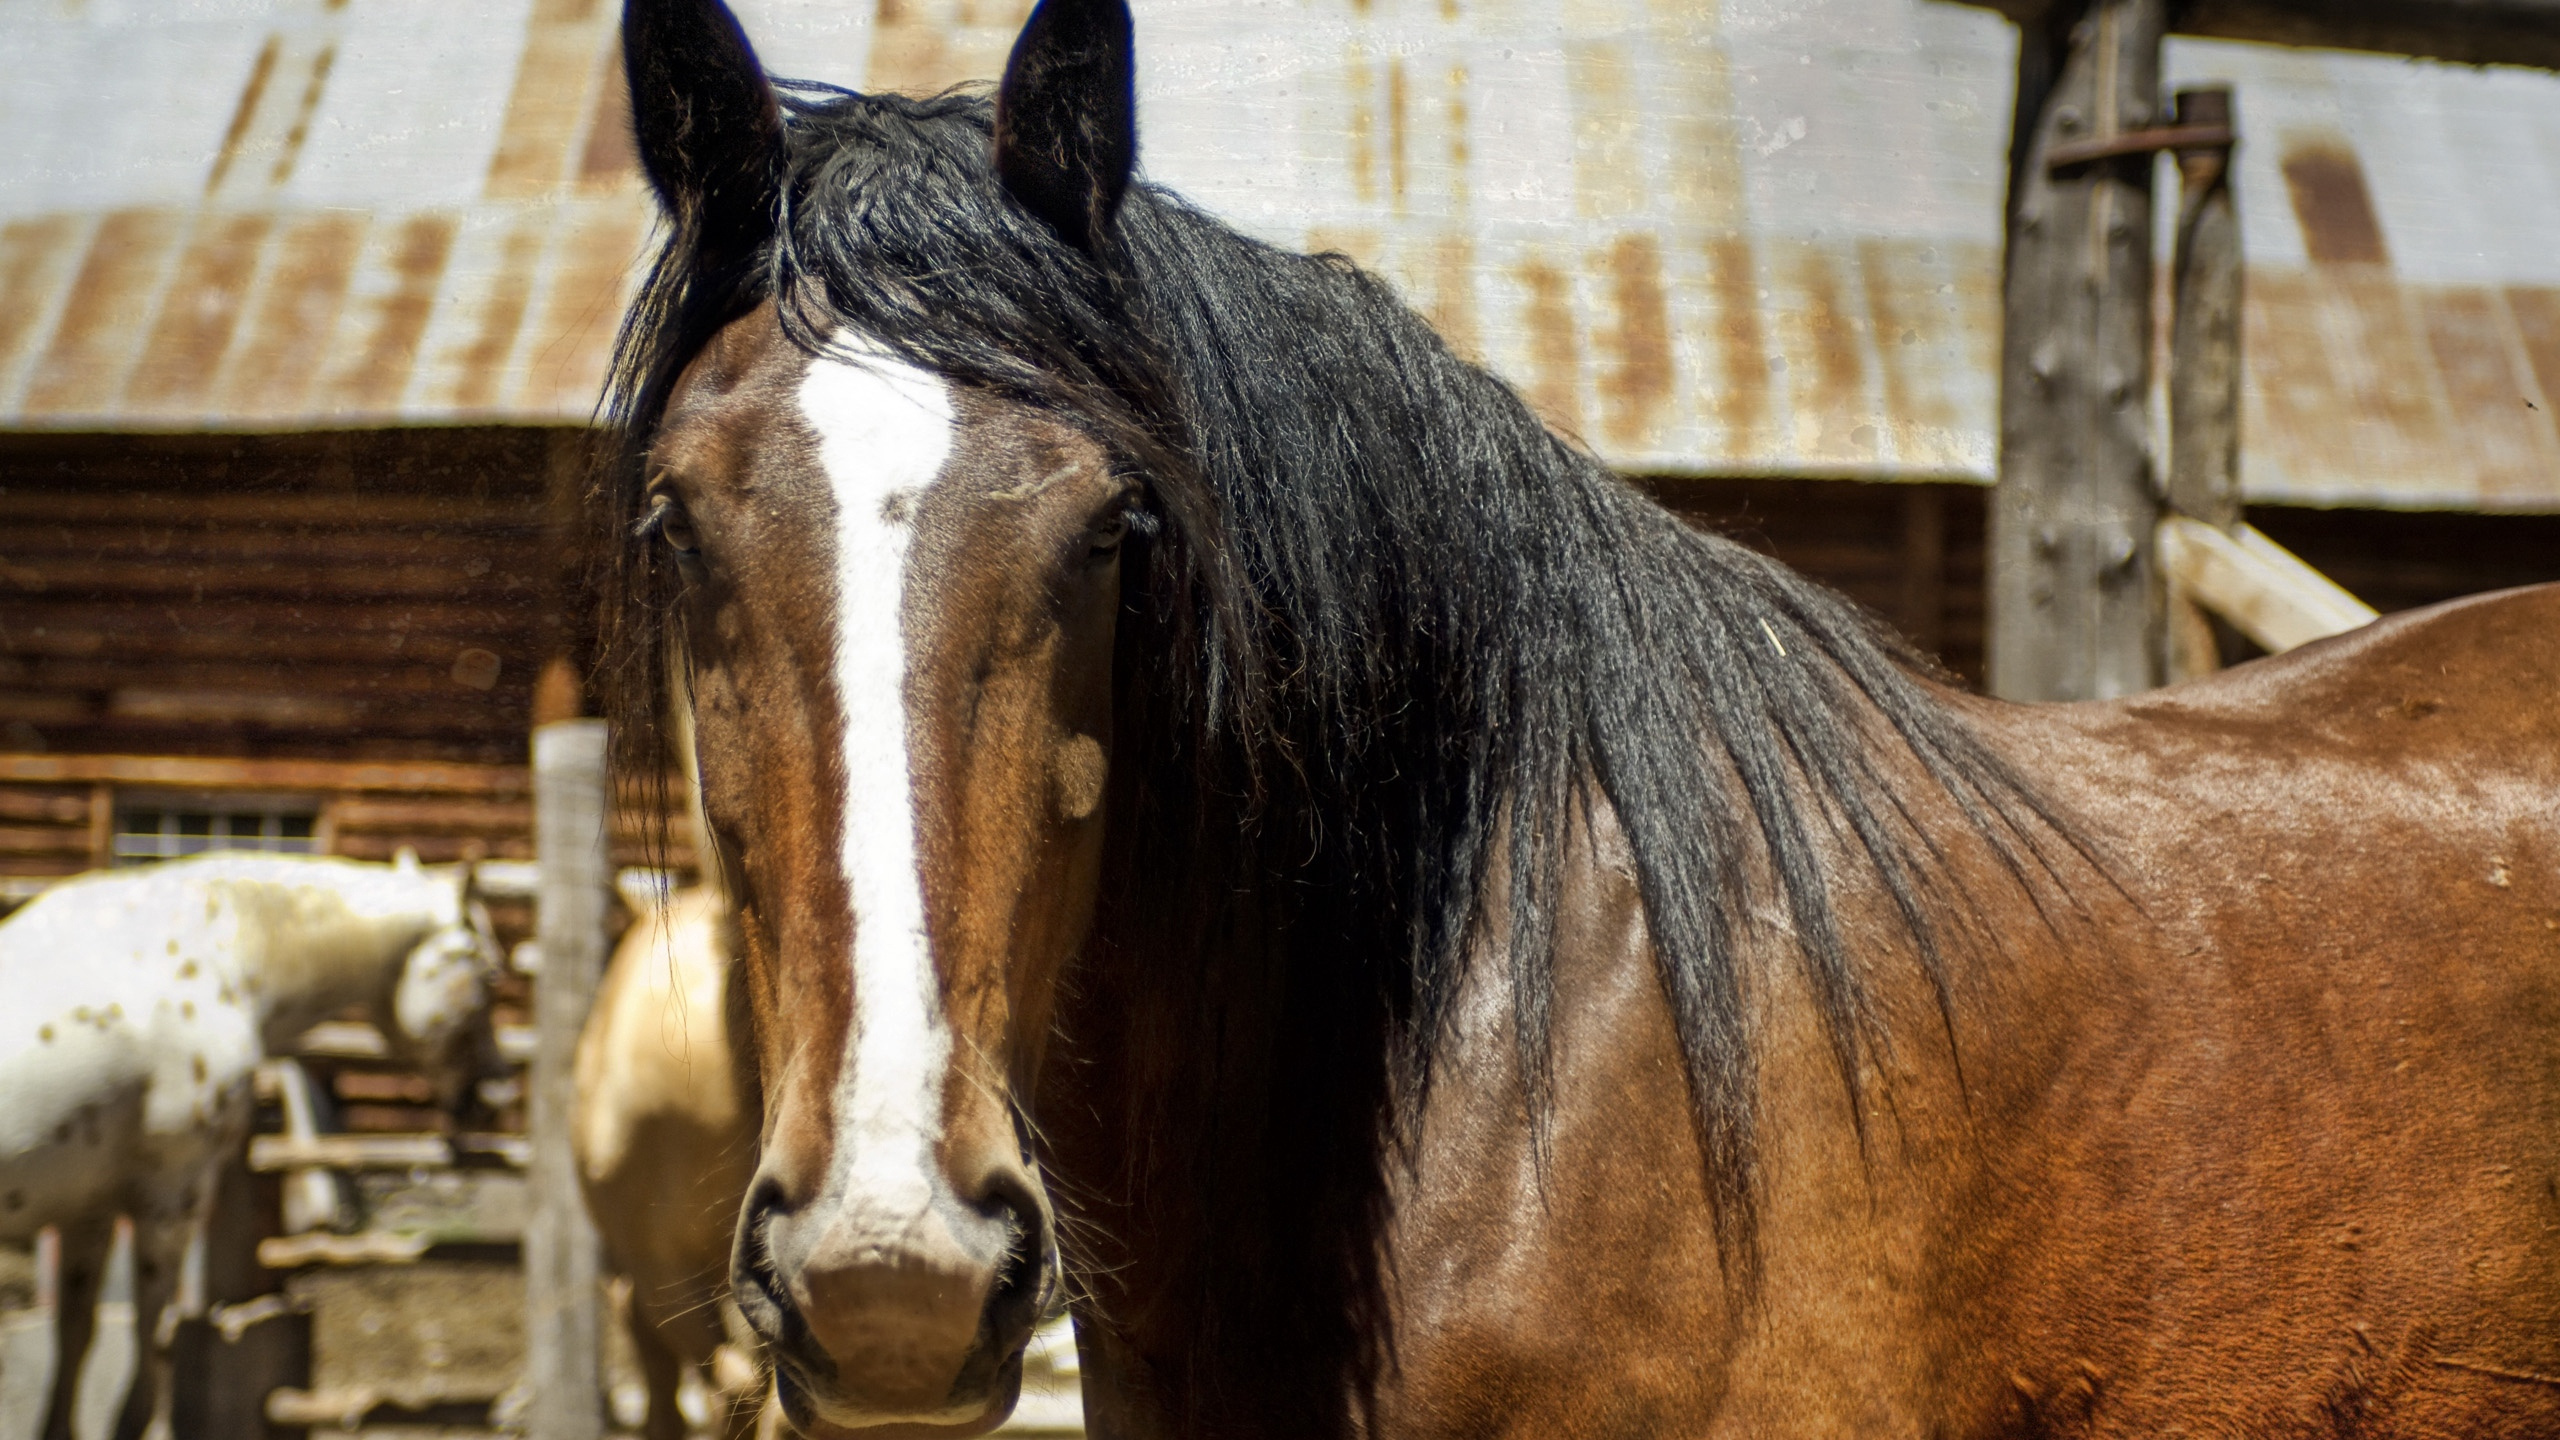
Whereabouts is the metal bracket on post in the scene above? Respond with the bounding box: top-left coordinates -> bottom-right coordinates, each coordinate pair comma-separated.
2044,119 -> 2233,170
524,719 -> 609,1440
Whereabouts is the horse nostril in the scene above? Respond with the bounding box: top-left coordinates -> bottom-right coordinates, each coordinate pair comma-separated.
977,1171 -> 1048,1348
739,1175 -> 784,1251
732,1177 -> 795,1332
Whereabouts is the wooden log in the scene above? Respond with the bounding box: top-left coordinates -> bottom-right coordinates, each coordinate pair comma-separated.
0,826 -> 94,858
2165,86 -> 2244,683
331,796 -> 677,840
314,797 -> 535,832
7,660 -> 525,698
457,1133 -> 535,1168
0,557 -> 541,600
255,1232 -> 434,1271
0,791 -> 96,825
2,598 -> 533,640
100,698 -> 520,737
524,719 -> 609,1440
0,492 -> 525,528
2155,517 -> 2377,653
288,1022 -> 390,1059
265,1383 -> 501,1428
1988,0 -> 2166,701
245,1134 -> 454,1172
0,754 -> 530,795
6,526 -> 539,567
329,835 -> 534,865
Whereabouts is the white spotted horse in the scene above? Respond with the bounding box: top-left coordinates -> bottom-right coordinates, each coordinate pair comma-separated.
0,853 -> 496,1440
600,0 -> 2560,1434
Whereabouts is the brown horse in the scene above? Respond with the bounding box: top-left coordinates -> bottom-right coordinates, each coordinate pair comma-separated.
597,0 -> 2560,1433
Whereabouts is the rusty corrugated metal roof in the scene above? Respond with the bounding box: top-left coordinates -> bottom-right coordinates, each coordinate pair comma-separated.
2164,39 -> 2560,510
0,0 -> 655,429
2,0 -> 2555,508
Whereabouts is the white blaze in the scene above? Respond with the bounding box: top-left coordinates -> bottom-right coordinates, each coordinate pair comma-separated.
798,341 -> 957,1231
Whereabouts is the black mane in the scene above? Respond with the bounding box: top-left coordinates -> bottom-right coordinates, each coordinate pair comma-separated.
600,84 -> 2068,1427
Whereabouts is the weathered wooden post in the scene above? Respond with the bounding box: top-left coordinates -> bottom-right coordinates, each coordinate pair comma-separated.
1988,0 -> 2167,701
2163,85 -> 2243,681
525,719 -> 609,1440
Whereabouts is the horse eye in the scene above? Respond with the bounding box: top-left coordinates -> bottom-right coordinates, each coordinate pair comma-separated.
1089,510 -> 1130,556
646,496 -> 701,558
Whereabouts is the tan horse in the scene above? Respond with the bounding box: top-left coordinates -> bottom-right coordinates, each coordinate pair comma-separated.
597,0 -> 2560,1434
572,886 -> 761,1440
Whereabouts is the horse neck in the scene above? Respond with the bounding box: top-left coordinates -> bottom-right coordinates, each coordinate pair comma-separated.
216,865 -> 456,1047
1052,861 -> 1401,1437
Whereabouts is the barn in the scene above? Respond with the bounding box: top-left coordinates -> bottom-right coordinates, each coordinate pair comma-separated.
2,0 -> 2556,1433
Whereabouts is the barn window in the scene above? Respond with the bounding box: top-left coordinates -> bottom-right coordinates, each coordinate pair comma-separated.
113,802 -> 321,864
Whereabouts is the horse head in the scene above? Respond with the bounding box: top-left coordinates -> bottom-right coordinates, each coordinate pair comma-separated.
385,854 -> 503,1092
614,0 -> 1141,1428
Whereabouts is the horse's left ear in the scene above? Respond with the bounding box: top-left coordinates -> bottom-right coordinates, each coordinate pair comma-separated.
623,0 -> 784,261
994,0 -> 1137,256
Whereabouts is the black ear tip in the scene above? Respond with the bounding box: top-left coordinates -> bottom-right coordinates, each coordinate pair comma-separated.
623,0 -> 784,237
994,0 -> 1139,255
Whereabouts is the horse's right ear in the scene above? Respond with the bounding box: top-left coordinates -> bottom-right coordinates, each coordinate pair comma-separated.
622,0 -> 784,258
994,0 -> 1137,256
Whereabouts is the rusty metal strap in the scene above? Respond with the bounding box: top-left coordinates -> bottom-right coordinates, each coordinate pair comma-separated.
2047,123 -> 2235,171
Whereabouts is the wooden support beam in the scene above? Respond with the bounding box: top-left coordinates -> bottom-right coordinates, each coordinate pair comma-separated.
2165,87 -> 2243,532
1989,0 -> 2167,701
523,719 -> 609,1440
2156,517 -> 2377,652
2164,86 -> 2245,683
1949,0 -> 2560,71
245,1134 -> 453,1174
84,785 -> 112,871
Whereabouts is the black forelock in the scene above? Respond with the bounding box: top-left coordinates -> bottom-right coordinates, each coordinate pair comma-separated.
599,81 -> 2075,1424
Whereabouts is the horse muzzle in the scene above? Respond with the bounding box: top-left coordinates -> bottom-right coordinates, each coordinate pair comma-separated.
734,1160 -> 1055,1434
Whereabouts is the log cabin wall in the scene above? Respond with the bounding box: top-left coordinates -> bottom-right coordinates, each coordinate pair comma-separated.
0,427 -> 687,894
0,428 -> 558,762
1656,478 -> 1992,684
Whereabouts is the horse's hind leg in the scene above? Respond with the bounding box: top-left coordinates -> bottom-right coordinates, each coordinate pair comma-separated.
39,1218 -> 111,1440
